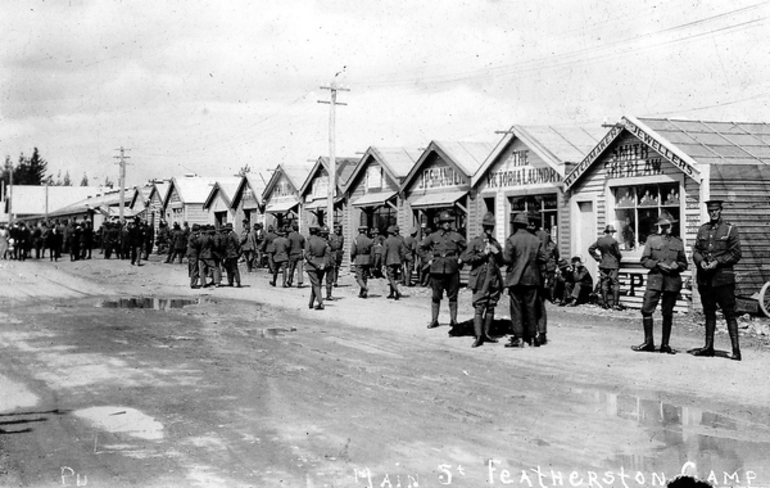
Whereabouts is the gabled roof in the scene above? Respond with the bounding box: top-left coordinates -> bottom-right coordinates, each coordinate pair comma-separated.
471,125 -> 605,187
262,162 -> 314,201
164,176 -> 240,207
46,188 -> 137,218
635,117 -> 770,166
129,184 -> 153,209
402,140 -> 496,191
231,173 -> 267,209
3,185 -> 103,216
346,146 -> 421,190
203,178 -> 243,209
298,156 -> 359,197
149,181 -> 170,205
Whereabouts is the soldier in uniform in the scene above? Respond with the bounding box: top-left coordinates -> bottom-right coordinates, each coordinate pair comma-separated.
350,225 -> 373,298
690,199 -> 743,361
588,224 -> 623,310
187,224 -> 202,288
461,212 -> 503,348
370,227 -> 385,278
633,213 -> 688,354
503,212 -> 547,348
222,223 -> 242,287
403,226 -> 419,287
383,225 -> 408,300
240,219 -> 258,272
286,223 -> 305,287
198,225 -> 217,288
271,226 -> 291,287
326,224 -> 344,299
420,211 -> 467,332
305,225 -> 331,310
261,224 -> 277,275
127,218 -> 145,266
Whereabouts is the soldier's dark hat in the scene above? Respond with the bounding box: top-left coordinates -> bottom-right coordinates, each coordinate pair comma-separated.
705,199 -> 724,207
481,212 -> 495,227
511,212 -> 529,226
410,226 -> 419,234
358,225 -> 368,231
320,226 -> 330,234
225,222 -> 233,229
192,223 -> 200,231
557,258 -> 569,268
438,211 -> 454,223
387,225 -> 396,234
392,225 -> 400,233
605,224 -> 616,233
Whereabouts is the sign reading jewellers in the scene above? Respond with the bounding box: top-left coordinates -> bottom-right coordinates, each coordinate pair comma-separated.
486,149 -> 561,188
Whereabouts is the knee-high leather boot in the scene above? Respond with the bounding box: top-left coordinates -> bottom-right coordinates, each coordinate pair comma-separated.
726,316 -> 742,361
427,302 -> 440,329
483,309 -> 498,343
690,316 -> 716,357
472,308 -> 484,348
448,302 -> 461,336
660,315 -> 675,354
632,316 -> 656,352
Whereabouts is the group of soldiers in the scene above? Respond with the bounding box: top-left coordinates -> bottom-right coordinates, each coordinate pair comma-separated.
583,199 -> 742,360
0,219 -> 97,262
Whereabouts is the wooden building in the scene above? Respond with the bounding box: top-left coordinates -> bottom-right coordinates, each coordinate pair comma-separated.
564,116 -> 770,311
230,174 -> 266,234
163,176 -> 222,226
299,156 -> 357,230
202,178 -> 242,229
344,147 -> 421,247
262,163 -> 314,232
470,125 -> 604,254
128,184 -> 153,222
400,141 -> 496,239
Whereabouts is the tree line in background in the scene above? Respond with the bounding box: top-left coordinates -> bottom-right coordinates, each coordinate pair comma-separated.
1,148 -> 114,188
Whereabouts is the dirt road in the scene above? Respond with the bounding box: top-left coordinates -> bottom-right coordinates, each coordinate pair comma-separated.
1,256 -> 770,487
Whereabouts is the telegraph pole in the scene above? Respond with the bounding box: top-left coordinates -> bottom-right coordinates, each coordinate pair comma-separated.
318,78 -> 349,229
8,160 -> 13,225
114,147 -> 131,223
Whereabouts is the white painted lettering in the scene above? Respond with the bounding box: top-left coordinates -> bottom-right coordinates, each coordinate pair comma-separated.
651,472 -> 666,486
500,468 -> 514,485
519,470 -> 534,487
587,471 -> 602,488
438,464 -> 452,485
354,467 -> 374,488
488,459 -> 499,485
747,471 -> 758,485
634,471 -> 645,485
724,471 -> 740,485
530,466 -> 547,488
569,471 -> 584,487
551,470 -> 564,486
61,467 -> 75,486
602,471 -> 615,485
380,473 -> 393,488
707,471 -> 719,485
617,467 -> 631,488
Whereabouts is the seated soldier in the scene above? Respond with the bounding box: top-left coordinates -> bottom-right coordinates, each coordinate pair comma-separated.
561,255 -> 594,307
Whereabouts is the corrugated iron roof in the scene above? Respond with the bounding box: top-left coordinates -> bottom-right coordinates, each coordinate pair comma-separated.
4,185 -> 104,216
637,117 -> 770,166
433,141 -> 496,175
281,162 -> 316,191
515,125 -> 606,165
369,147 -> 422,178
169,176 -> 241,205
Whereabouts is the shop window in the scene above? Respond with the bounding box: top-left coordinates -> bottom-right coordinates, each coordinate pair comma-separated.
613,183 -> 680,250
214,211 -> 227,228
484,197 -> 495,216
373,205 -> 397,234
508,194 -> 558,235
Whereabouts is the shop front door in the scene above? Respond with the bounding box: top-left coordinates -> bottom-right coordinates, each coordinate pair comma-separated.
576,200 -> 597,283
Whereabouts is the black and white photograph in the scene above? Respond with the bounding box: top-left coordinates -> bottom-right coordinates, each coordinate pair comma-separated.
1,1 -> 770,486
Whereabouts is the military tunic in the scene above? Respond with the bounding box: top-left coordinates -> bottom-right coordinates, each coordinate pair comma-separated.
503,228 -> 547,341
305,234 -> 331,307
692,218 -> 741,317
419,229 -> 467,303
461,234 -> 504,309
640,233 -> 688,317
350,233 -> 374,295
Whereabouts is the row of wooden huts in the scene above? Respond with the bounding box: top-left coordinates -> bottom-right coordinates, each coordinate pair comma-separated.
13,115 -> 770,311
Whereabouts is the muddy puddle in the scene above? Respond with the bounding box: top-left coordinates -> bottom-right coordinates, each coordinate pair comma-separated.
96,297 -> 205,310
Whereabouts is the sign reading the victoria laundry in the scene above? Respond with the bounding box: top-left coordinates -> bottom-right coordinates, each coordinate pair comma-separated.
417,162 -> 469,190
486,149 -> 561,188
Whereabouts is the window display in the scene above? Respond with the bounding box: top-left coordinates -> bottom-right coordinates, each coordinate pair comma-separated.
508,194 -> 558,235
613,183 -> 680,250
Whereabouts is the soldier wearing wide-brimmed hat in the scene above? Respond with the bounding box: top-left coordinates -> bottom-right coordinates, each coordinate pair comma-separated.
383,224 -> 408,300
350,225 -> 374,297
270,225 -> 291,287
460,212 -> 503,348
588,223 -> 623,310
503,212 -> 547,348
419,211 -> 467,331
403,226 -> 420,287
690,199 -> 743,360
633,212 -> 688,354
305,225 -> 330,310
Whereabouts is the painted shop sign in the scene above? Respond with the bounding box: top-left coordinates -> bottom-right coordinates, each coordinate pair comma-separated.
621,118 -> 699,180
486,149 -> 561,188
603,143 -> 664,179
564,124 -> 624,188
417,163 -> 469,190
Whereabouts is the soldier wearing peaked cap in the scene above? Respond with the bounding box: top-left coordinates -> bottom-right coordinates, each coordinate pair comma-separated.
326,224 -> 344,297
351,225 -> 374,297
503,212 -> 547,348
305,225 -> 330,309
271,226 -> 291,287
222,223 -> 242,287
419,211 -> 467,332
588,223 -> 623,310
460,212 -> 503,348
633,212 -> 688,354
690,199 -> 743,361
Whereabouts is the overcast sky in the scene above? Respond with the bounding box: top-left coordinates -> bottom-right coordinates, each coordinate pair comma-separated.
1,0 -> 768,187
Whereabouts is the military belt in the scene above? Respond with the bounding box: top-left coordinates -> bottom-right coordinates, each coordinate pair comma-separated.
434,252 -> 457,258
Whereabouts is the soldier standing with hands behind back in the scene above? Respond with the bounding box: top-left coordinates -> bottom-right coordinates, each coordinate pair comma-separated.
588,224 -> 623,310
690,199 -> 742,361
633,213 -> 688,354
420,212 -> 467,333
